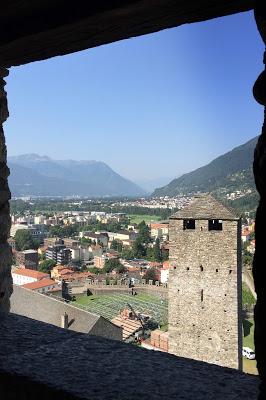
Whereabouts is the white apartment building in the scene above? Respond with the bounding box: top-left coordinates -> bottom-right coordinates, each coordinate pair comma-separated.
10,223 -> 30,237
12,268 -> 50,286
70,247 -> 92,261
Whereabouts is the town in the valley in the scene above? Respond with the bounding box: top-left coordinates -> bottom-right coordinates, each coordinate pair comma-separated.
9,193 -> 256,373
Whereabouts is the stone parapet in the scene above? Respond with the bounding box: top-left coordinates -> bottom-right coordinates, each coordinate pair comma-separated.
0,312 -> 259,399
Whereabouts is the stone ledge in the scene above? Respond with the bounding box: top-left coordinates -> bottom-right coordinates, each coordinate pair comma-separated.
0,313 -> 259,399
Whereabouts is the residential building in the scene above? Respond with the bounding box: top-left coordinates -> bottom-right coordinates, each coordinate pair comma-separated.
15,250 -> 39,270
160,261 -> 170,284
34,215 -> 46,224
10,223 -> 29,237
51,265 -> 75,281
150,222 -> 169,239
63,238 -> 79,248
108,230 -> 137,242
94,255 -> 109,269
44,237 -> 64,247
46,245 -> 72,265
241,228 -> 250,243
79,231 -> 109,247
12,268 -> 49,286
70,246 -> 92,262
23,278 -> 58,293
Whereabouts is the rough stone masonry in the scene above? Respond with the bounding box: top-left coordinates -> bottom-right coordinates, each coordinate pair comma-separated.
0,68 -> 13,312
168,194 -> 242,370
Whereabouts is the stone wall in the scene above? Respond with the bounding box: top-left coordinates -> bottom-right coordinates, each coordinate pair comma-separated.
68,282 -> 168,299
0,312 -> 259,400
0,68 -> 12,312
168,218 -> 242,370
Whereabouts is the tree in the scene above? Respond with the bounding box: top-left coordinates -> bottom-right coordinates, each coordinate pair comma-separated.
143,267 -> 157,282
88,266 -> 101,274
14,229 -> 35,251
137,221 -> 151,244
73,259 -> 86,271
132,237 -> 146,258
121,247 -> 134,260
111,240 -> 122,252
153,238 -> 162,262
49,225 -> 63,237
146,247 -> 155,261
38,259 -> 56,273
103,258 -> 125,273
80,237 -> 92,245
32,239 -> 41,249
161,248 -> 169,262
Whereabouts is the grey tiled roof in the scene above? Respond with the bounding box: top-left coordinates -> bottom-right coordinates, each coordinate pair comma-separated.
10,285 -> 122,341
170,194 -> 240,220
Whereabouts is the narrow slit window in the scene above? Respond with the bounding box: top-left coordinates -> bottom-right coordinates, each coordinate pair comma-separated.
201,289 -> 203,302
183,219 -> 195,230
208,219 -> 223,231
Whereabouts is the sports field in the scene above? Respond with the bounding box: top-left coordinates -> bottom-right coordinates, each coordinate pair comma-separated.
72,292 -> 168,326
128,214 -> 161,224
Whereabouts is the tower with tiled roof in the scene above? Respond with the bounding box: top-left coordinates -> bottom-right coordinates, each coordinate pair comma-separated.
168,194 -> 242,370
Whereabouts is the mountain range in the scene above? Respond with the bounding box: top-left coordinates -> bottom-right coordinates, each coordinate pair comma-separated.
153,136 -> 258,207
8,154 -> 145,197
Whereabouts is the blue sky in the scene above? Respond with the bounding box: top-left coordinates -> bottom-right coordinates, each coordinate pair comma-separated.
5,11 -> 264,183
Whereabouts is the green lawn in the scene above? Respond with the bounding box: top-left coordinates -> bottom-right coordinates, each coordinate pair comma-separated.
242,283 -> 256,306
128,214 -> 161,224
243,318 -> 257,375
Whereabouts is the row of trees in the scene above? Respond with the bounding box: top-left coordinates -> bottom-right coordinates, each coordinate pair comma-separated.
10,198 -> 173,220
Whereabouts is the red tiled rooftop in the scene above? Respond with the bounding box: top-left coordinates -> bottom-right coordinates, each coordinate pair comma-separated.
12,268 -> 49,279
59,269 -> 73,275
23,279 -> 57,290
162,261 -> 170,270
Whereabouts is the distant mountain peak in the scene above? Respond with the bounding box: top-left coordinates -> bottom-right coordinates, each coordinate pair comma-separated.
8,153 -> 146,197
9,153 -> 52,162
153,136 -> 258,201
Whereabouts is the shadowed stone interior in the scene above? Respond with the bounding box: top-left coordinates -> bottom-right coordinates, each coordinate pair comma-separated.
1,0 -> 266,398
0,1 -> 254,67
0,312 -> 259,399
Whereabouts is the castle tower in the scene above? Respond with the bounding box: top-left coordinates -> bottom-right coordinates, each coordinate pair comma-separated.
168,194 -> 242,369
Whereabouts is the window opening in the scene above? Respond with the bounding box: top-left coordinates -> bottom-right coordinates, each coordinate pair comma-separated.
208,219 -> 223,231
183,219 -> 195,230
201,289 -> 203,302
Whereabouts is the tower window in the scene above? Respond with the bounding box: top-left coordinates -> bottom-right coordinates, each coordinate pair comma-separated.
201,289 -> 203,302
200,265 -> 203,272
183,219 -> 195,230
208,219 -> 223,231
